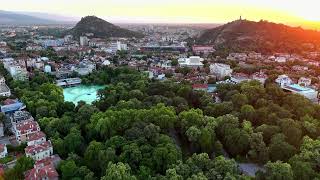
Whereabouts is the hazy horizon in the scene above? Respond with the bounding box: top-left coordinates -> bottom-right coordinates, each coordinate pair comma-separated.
2,0 -> 320,28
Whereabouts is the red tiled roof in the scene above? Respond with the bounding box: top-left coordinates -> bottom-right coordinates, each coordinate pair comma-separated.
25,141 -> 52,155
192,84 -> 208,89
192,45 -> 214,50
16,120 -> 39,134
35,155 -> 61,168
232,73 -> 250,79
252,72 -> 268,78
3,99 -> 16,105
25,164 -> 58,180
27,131 -> 46,142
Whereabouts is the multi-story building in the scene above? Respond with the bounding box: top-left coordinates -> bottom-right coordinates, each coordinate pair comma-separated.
42,39 -> 64,48
192,45 -> 215,55
26,45 -> 43,51
227,53 -> 248,61
252,71 -> 268,84
5,64 -> 28,81
74,61 -> 96,76
210,63 -> 233,79
178,56 -> 204,69
230,73 -> 251,84
248,52 -> 262,59
13,120 -> 40,144
109,41 -> 128,53
27,131 -> 46,146
275,75 -> 293,87
0,76 -> 11,97
25,155 -> 61,180
25,163 -> 59,180
25,140 -> 53,161
12,110 -> 33,123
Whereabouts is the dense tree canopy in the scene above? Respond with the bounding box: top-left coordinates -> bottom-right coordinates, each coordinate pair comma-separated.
3,66 -> 320,179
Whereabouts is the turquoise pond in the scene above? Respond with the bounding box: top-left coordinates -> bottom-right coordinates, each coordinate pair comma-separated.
63,85 -> 106,104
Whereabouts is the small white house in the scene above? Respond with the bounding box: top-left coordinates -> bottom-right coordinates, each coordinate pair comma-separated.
275,75 -> 293,87
298,77 -> 312,87
0,144 -> 8,158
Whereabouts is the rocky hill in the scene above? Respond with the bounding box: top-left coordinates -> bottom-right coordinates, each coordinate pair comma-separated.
70,16 -> 144,38
197,19 -> 320,54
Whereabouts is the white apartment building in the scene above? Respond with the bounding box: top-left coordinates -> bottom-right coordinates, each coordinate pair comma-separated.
13,120 -> 40,144
27,131 -> 47,146
0,76 -> 11,97
209,63 -> 233,79
5,64 -> 28,81
25,140 -> 53,161
178,56 -> 204,68
275,75 -> 293,87
227,53 -> 248,61
109,41 -> 128,53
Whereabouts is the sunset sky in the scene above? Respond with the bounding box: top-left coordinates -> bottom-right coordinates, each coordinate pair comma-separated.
3,0 -> 320,28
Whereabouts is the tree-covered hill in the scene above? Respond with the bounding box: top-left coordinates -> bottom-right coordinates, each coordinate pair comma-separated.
198,19 -> 320,54
70,16 -> 144,39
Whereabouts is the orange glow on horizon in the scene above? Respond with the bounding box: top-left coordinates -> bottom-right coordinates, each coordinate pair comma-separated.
1,0 -> 320,29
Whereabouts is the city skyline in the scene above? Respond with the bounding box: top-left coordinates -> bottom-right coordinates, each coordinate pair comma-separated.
2,0 -> 320,28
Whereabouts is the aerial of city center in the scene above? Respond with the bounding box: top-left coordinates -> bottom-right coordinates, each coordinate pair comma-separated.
0,0 -> 320,179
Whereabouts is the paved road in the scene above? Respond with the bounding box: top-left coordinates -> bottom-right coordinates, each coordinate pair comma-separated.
239,163 -> 265,177
6,159 -> 17,169
220,148 -> 265,177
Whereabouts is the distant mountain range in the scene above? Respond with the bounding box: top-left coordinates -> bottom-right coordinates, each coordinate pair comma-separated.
13,11 -> 79,22
197,19 -> 320,54
69,16 -> 144,38
0,10 -> 76,25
